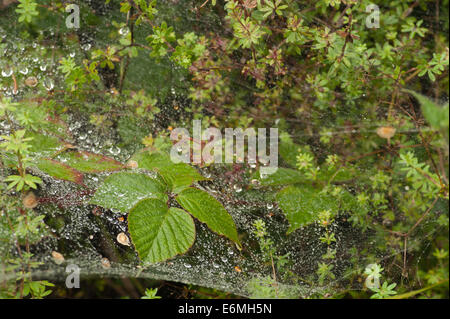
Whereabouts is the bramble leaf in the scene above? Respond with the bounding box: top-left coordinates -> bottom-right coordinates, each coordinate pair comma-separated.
56,151 -> 124,173
176,187 -> 240,246
132,151 -> 206,193
89,172 -> 168,212
128,199 -> 195,264
35,158 -> 84,185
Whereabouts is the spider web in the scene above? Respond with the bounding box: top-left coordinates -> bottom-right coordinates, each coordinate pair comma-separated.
0,0 -> 447,298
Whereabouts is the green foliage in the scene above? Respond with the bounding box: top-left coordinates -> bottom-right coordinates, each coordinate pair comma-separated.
3,173 -> 42,191
276,185 -> 337,233
36,158 -> 84,185
15,0 -> 38,23
89,172 -> 169,212
405,90 -> 449,135
128,199 -> 195,263
131,151 -> 206,193
250,219 -> 293,296
141,288 -> 161,299
1,0 -> 449,299
176,187 -> 241,246
55,151 -> 125,174
253,168 -> 304,186
87,154 -> 240,261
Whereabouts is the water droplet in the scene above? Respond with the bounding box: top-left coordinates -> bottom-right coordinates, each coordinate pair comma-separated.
109,146 -> 121,156
1,66 -> 12,77
203,171 -> 211,178
43,78 -> 54,91
233,184 -> 242,193
82,43 -> 91,51
266,203 -> 274,210
19,67 -> 28,75
119,27 -> 129,36
183,263 -> 192,269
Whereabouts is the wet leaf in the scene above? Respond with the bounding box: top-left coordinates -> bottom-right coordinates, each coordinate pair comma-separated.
35,158 -> 84,185
89,172 -> 168,212
253,167 -> 305,186
132,151 -> 206,193
128,199 -> 195,263
26,132 -> 65,158
176,187 -> 240,246
57,151 -> 124,173
276,185 -> 338,234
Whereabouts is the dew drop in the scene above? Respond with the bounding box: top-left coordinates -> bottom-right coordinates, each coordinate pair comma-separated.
109,146 -> 121,156
119,27 -> 129,36
43,78 -> 54,91
82,43 -> 91,51
1,66 -> 13,77
203,171 -> 211,178
19,67 -> 28,75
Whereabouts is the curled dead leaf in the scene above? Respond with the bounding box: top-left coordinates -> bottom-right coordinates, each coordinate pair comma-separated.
376,126 -> 396,139
23,192 -> 38,209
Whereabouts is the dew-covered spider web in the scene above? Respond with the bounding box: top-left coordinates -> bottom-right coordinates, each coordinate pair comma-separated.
0,0 -> 448,298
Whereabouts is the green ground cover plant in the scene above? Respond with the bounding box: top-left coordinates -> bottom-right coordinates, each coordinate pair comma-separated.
0,0 -> 448,299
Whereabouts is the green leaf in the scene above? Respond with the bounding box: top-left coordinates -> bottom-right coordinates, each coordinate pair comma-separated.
128,199 -> 195,263
276,185 -> 338,233
90,172 -> 168,212
26,132 -> 65,158
176,188 -> 240,246
56,151 -> 124,173
132,151 -> 206,193
253,167 -> 305,186
390,280 -> 448,299
279,134 -> 300,168
405,90 -> 449,131
35,158 -> 84,185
